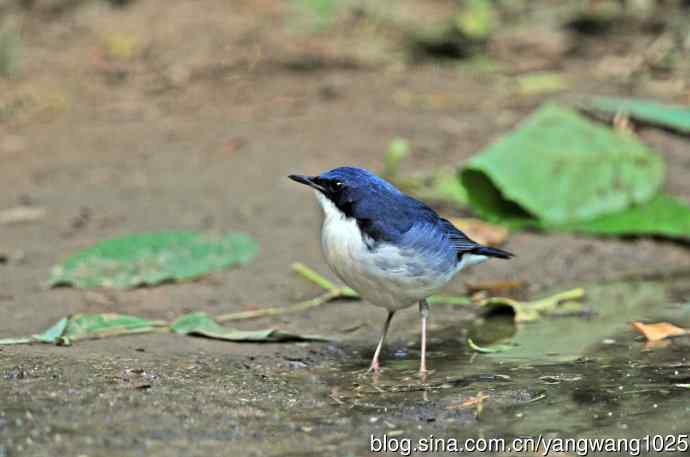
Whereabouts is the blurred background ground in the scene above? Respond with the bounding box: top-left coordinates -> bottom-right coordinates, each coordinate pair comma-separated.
1,1 -> 689,456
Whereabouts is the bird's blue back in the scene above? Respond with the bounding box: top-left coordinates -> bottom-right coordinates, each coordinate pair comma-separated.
319,167 -> 483,260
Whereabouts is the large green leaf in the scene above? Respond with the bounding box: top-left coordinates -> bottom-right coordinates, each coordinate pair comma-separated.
48,231 -> 258,289
554,194 -> 690,237
588,97 -> 690,134
170,312 -> 328,342
468,192 -> 690,238
460,104 -> 665,226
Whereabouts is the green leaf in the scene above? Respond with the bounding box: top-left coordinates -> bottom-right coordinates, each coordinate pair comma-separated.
460,104 -> 665,226
0,314 -> 162,346
466,193 -> 690,238
32,317 -> 68,343
48,231 -> 258,289
0,317 -> 68,345
588,97 -> 690,134
170,312 -> 328,342
467,337 -> 514,353
62,313 -> 165,342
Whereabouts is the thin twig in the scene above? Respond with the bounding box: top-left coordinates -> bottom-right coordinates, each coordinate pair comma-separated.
291,262 -> 358,297
216,288 -> 351,323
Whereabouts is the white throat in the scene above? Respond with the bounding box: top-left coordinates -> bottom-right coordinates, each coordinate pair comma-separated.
314,190 -> 345,223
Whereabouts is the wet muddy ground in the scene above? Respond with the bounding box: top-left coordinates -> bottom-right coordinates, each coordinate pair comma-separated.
2,280 -> 690,456
2,1 -> 690,455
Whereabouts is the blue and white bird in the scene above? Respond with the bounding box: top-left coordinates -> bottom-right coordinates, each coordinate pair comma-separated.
289,167 -> 513,373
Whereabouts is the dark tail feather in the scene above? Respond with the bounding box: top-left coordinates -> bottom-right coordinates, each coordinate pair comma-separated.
472,246 -> 514,259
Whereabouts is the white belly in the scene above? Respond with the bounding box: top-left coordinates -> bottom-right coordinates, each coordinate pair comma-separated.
316,193 -> 457,311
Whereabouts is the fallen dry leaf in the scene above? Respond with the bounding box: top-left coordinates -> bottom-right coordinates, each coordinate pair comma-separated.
632,321 -> 689,342
447,392 -> 490,413
447,217 -> 509,247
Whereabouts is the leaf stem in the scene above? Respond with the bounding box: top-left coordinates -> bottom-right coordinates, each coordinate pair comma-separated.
216,288 -> 346,323
0,337 -> 33,345
65,326 -> 168,343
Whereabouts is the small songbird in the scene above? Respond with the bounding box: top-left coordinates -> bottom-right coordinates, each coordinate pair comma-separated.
289,167 -> 513,373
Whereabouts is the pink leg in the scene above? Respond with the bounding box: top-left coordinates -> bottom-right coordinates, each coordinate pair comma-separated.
419,299 -> 430,374
369,311 -> 395,373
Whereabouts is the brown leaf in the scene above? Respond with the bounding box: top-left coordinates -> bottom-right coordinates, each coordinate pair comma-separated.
447,217 -> 509,246
447,392 -> 490,413
632,321 -> 689,342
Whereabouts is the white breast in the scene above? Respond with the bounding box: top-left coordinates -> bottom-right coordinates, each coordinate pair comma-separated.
315,191 -> 464,311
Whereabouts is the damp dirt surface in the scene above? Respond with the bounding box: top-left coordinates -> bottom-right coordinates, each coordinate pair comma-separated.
2,1 -> 690,456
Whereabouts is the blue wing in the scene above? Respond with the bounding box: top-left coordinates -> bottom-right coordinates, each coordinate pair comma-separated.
437,218 -> 513,259
352,193 -> 513,259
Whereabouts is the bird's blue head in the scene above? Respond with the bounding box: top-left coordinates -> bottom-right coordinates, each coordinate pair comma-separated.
289,166 -> 400,217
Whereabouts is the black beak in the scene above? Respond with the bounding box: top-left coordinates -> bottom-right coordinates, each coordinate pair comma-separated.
288,174 -> 325,193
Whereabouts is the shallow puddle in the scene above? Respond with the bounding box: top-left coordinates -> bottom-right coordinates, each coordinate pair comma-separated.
299,279 -> 690,453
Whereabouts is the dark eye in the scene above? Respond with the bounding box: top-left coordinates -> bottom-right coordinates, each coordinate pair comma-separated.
333,181 -> 343,189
